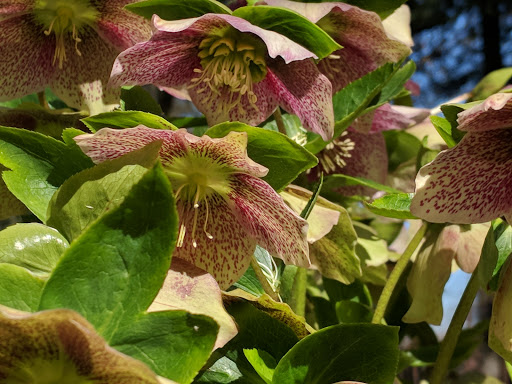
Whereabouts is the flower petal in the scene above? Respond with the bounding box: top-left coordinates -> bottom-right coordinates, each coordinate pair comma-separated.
457,92 -> 512,132
443,223 -> 489,273
0,15 -> 56,102
267,59 -> 334,140
264,0 -> 351,24
382,4 -> 414,47
0,0 -> 30,20
75,127 -> 269,177
149,258 -> 237,350
49,28 -> 120,114
174,194 -> 257,289
228,173 -> 310,268
0,171 -> 29,220
411,129 -> 512,223
370,104 -> 430,133
153,14 -> 316,63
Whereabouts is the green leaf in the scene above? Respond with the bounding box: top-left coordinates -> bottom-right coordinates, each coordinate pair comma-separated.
0,126 -> 94,221
206,122 -> 317,191
234,266 -> 266,297
440,101 -> 478,141
0,223 -> 69,277
305,62 -> 413,154
477,225 -> 499,289
335,300 -> 373,323
110,311 -> 219,384
345,0 -> 407,19
365,193 -> 418,220
430,115 -> 457,148
489,221 -> 512,291
243,349 -> 277,384
121,86 -> 163,115
272,324 -> 399,384
469,67 -> 512,102
233,6 -> 341,60
39,162 -> 178,340
0,264 -> 45,312
383,129 -> 422,172
125,0 -> 231,20
47,141 -> 162,241
81,111 -> 176,132
323,174 -> 402,195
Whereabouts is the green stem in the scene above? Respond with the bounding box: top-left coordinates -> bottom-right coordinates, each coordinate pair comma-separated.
273,108 -> 287,136
372,222 -> 428,324
429,264 -> 481,384
290,267 -> 307,317
250,256 -> 280,301
38,91 -> 48,109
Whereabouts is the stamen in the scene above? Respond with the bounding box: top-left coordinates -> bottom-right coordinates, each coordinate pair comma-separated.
203,198 -> 214,240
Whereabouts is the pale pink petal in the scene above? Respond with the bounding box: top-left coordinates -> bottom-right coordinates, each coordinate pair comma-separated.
0,15 -> 56,102
264,0 -> 352,23
266,59 -> 334,140
445,223 -> 489,273
96,5 -> 151,50
369,104 -> 430,133
405,79 -> 421,96
75,127 -> 269,177
148,258 -> 237,349
228,174 -> 310,268
110,36 -> 200,89
188,75 -> 278,127
411,129 -> 512,223
153,14 -> 316,63
457,92 -> 512,132
174,194 -> 257,289
50,28 -> 120,114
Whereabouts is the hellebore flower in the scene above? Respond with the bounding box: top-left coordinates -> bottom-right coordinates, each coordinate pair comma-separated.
75,127 -> 310,288
265,0 -> 412,93
311,104 -> 429,196
0,305 -> 161,383
411,92 -> 512,224
0,0 -> 151,114
110,14 -> 334,140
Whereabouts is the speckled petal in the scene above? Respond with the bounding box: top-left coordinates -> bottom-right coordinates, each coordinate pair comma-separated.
228,173 -> 310,268
174,194 -> 257,289
96,1 -> 151,50
110,34 -> 201,89
0,15 -> 55,102
267,59 -> 334,140
153,14 -> 316,63
49,27 -> 120,114
188,74 -> 278,127
75,127 -> 269,177
149,258 -> 237,349
370,104 -> 430,133
457,92 -> 512,132
411,129 -> 512,224
0,0 -> 30,20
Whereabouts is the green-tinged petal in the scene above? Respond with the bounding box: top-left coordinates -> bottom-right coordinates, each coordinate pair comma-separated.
50,28 -> 120,114
450,223 -> 490,273
148,258 -> 238,349
382,4 -> 414,47
411,130 -> 512,224
228,174 -> 310,268
0,15 -> 55,102
457,92 -> 512,132
0,306 -> 160,383
267,59 -> 334,140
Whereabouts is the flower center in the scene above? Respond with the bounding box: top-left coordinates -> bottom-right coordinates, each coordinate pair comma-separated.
189,30 -> 268,116
165,155 -> 233,249
312,131 -> 355,175
33,0 -> 99,69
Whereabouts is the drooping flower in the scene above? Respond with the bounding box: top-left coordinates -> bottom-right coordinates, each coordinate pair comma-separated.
0,0 -> 151,114
264,0 -> 412,93
0,305 -> 161,383
75,127 -> 310,288
110,14 -> 334,140
311,104 -> 429,196
411,92 -> 512,224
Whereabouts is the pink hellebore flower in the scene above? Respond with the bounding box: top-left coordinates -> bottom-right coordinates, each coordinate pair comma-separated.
110,14 -> 334,140
265,0 -> 412,93
0,0 -> 151,114
75,127 -> 310,289
411,92 -> 512,224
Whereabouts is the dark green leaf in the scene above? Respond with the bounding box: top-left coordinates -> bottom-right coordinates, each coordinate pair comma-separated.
0,126 -> 94,221
365,193 -> 418,220
383,129 -> 422,172
81,111 -> 176,132
323,174 -> 402,195
272,324 -> 399,384
206,122 -> 317,191
125,0 -> 231,20
335,300 -> 373,323
233,6 -> 341,60
121,86 -> 163,115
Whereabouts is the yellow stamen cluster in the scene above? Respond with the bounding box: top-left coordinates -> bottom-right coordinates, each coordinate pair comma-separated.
33,0 -> 99,69
190,31 -> 268,116
319,131 -> 355,173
